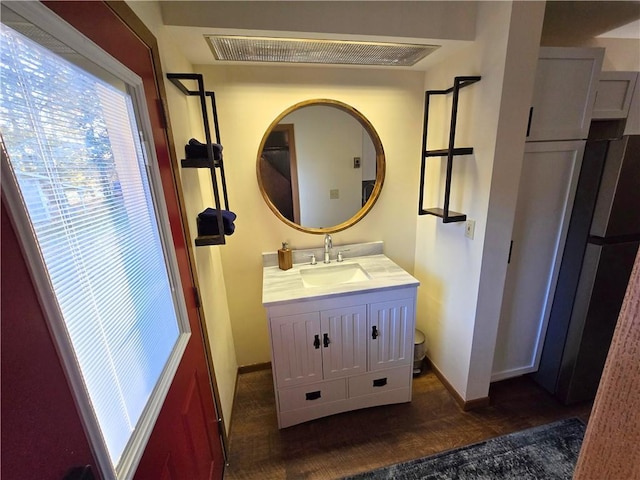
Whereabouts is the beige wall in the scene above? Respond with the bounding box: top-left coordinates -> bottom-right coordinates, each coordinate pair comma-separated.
125,1 -> 238,435
590,38 -> 640,71
196,64 -> 424,366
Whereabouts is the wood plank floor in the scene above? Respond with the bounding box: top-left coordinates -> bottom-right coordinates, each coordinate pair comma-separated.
223,366 -> 592,479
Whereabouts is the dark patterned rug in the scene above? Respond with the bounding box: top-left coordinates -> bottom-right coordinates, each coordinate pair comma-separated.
342,418 -> 586,480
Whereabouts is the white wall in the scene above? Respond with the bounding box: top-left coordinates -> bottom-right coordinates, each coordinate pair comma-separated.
197,64 -> 424,366
413,1 -> 545,401
467,2 -> 547,400
125,1 -> 238,435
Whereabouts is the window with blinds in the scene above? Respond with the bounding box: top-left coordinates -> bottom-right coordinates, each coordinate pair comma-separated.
0,19 -> 185,472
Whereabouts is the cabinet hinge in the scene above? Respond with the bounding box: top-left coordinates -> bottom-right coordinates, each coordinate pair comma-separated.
508,240 -> 514,264
157,98 -> 168,129
193,286 -> 201,309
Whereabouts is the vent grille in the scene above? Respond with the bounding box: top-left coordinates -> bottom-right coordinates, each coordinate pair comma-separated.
205,35 -> 438,67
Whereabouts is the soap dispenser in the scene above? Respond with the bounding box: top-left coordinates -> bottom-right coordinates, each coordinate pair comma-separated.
278,242 -> 292,270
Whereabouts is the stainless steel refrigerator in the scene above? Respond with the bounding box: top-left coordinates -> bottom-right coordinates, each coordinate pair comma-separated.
533,128 -> 640,404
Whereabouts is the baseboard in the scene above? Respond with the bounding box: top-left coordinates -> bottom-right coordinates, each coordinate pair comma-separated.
491,365 -> 535,382
463,396 -> 491,410
237,361 -> 272,374
425,358 -> 490,411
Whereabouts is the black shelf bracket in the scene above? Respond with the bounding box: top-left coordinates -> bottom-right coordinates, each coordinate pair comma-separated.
167,73 -> 229,246
418,75 -> 480,223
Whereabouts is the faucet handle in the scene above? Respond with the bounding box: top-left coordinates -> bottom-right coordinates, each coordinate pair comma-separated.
337,249 -> 350,262
308,254 -> 317,265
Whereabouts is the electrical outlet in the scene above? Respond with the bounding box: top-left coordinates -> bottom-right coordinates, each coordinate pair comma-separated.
465,219 -> 475,239
353,157 -> 361,168
330,189 -> 339,199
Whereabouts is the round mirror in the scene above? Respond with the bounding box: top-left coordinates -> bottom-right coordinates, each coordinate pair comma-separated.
257,99 -> 385,234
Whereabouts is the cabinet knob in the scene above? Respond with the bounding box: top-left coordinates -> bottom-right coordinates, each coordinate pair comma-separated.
323,333 -> 330,347
313,335 -> 320,349
372,325 -> 379,339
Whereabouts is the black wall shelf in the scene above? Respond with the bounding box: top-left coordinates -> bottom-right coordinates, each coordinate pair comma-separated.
418,76 -> 481,223
167,73 -> 229,246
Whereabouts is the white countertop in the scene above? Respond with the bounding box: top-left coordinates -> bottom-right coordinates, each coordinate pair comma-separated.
262,253 -> 420,306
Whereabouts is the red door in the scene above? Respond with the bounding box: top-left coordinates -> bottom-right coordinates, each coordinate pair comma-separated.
1,2 -> 224,479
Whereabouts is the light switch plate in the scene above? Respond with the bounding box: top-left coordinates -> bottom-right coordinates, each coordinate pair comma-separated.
465,219 -> 475,239
330,189 -> 339,199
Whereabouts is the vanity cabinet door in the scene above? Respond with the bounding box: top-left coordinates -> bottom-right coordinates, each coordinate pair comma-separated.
270,312 -> 323,388
369,298 -> 415,371
320,305 -> 368,380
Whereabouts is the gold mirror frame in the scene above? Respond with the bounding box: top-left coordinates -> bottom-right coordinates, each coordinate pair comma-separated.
257,99 -> 385,234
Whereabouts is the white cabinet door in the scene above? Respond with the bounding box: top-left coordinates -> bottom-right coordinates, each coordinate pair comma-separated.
369,298 -> 414,371
321,305 -> 367,380
270,312 -> 323,388
492,141 -> 585,381
592,71 -> 638,120
527,47 -> 603,141
270,305 -> 367,387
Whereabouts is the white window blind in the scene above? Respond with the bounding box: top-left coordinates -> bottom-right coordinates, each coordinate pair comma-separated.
0,24 -> 182,467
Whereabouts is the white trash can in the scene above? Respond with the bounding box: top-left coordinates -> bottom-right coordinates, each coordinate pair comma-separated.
413,329 -> 427,375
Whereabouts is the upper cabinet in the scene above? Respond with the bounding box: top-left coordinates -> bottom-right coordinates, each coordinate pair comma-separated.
527,47 -> 604,142
592,71 -> 639,120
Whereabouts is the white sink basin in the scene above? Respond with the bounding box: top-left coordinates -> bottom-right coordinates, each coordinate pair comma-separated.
300,263 -> 371,288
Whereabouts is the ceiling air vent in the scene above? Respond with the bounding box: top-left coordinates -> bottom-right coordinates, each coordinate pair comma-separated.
205,35 -> 439,67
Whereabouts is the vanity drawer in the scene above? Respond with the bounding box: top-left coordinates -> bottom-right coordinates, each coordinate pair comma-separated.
348,365 -> 411,397
278,379 -> 347,412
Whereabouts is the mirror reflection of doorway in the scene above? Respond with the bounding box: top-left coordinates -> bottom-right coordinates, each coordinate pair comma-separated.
361,128 -> 376,206
362,180 -> 376,206
259,124 -> 300,223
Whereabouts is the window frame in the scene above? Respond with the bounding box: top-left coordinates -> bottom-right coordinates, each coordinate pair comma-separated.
1,2 -> 191,478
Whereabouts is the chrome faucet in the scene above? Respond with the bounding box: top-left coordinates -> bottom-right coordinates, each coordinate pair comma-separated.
324,234 -> 332,263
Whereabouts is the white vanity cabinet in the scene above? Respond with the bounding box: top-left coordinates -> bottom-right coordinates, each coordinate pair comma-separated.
266,286 -> 416,429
